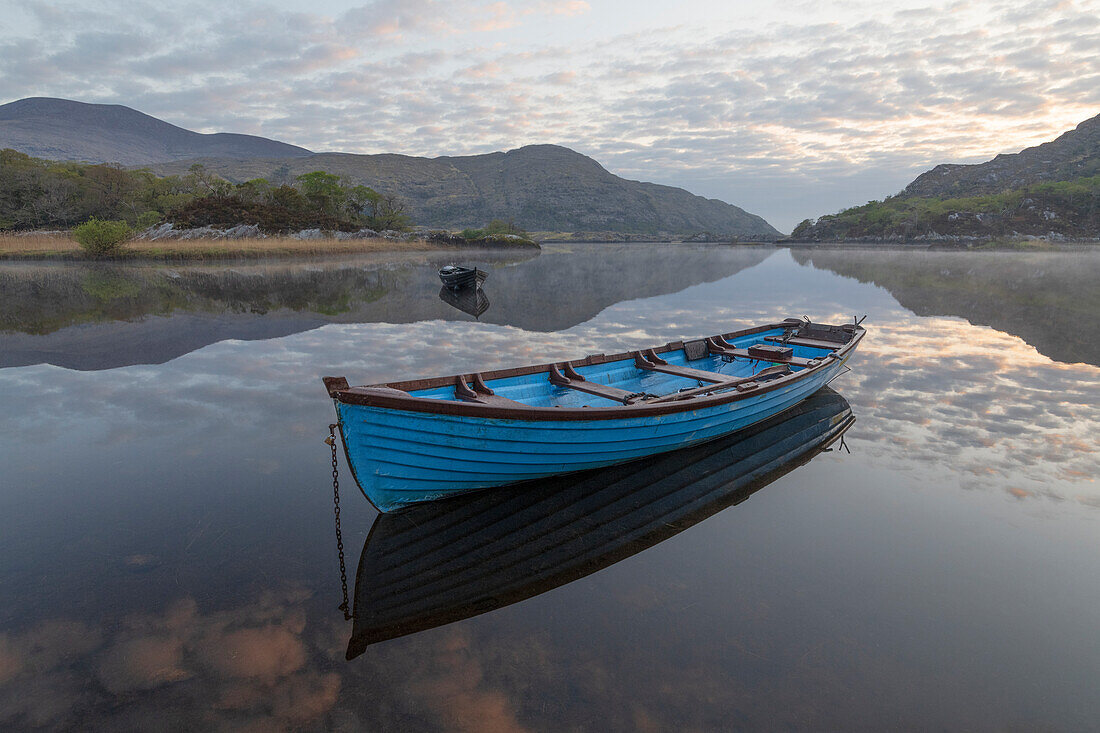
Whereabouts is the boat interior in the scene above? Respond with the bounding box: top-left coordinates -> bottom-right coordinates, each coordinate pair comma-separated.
399,321 -> 859,409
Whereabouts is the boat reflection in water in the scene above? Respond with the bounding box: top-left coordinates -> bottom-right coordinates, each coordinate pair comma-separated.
346,386 -> 855,658
438,285 -> 491,319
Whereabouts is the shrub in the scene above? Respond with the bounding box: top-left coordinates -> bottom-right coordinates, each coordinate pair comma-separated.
73,219 -> 133,255
134,210 -> 162,229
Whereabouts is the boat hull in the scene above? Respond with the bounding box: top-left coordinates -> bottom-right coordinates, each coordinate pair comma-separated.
336,347 -> 853,511
346,386 -> 855,653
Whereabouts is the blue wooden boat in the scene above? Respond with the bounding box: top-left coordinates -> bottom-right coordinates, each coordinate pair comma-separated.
345,386 -> 855,654
323,317 -> 864,512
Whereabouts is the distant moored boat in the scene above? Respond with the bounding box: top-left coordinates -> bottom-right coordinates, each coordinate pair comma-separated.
438,265 -> 487,290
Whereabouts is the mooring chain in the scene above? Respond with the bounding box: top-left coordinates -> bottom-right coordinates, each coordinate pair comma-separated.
326,423 -> 352,620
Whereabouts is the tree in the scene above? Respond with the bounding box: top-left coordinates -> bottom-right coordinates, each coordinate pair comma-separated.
295,171 -> 343,215
236,178 -> 273,204
364,192 -> 409,231
345,184 -> 380,219
180,163 -> 231,199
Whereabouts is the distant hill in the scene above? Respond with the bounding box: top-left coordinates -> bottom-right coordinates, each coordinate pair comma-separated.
150,146 -> 780,237
0,97 -> 779,237
792,113 -> 1100,241
0,97 -> 312,165
902,115 -> 1100,198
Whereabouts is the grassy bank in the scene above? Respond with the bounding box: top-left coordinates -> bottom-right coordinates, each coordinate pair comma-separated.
0,233 -> 537,261
782,237 -> 1099,251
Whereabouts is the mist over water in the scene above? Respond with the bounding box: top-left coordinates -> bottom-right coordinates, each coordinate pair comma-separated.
1,244 -> 1098,730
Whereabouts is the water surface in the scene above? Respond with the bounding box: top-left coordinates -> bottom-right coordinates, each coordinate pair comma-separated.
1,244 -> 1098,730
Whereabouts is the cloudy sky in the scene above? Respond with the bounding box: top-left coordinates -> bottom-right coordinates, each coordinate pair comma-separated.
2,0 -> 1099,231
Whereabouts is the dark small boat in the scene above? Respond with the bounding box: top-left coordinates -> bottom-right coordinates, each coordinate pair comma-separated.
438,265 -> 487,290
439,285 -> 490,318
345,386 -> 855,656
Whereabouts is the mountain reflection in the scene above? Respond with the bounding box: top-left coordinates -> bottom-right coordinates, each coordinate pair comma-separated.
347,387 -> 855,656
793,248 -> 1100,367
0,244 -> 770,370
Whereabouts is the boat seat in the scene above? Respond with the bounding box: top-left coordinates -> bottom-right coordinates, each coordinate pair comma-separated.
763,335 -> 843,350
454,374 -> 528,407
548,363 -> 650,405
632,350 -> 729,383
647,364 -> 791,403
706,337 -> 821,367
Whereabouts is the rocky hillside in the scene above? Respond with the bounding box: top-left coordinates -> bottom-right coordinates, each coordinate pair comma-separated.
792,113 -> 1100,242
903,114 -> 1100,198
151,145 -> 780,237
0,97 -> 312,165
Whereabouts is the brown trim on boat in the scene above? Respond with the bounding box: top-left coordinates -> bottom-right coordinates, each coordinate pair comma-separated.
324,322 -> 864,422
323,376 -> 350,397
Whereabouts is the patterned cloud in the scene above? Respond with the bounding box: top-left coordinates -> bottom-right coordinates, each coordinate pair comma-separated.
0,2 -> 1098,224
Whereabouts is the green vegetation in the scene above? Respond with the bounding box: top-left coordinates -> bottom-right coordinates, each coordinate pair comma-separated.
72,219 -> 133,254
793,176 -> 1100,240
0,149 -> 410,234
459,219 -> 536,244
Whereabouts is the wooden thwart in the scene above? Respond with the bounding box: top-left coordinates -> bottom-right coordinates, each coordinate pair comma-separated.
455,374 -> 528,407
548,364 -> 648,404
633,351 -> 728,383
707,336 -> 821,367
763,335 -> 843,351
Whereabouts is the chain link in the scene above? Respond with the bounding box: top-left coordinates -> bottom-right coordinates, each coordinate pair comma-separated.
328,423 -> 352,620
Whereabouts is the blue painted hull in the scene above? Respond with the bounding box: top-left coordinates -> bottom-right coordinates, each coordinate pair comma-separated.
346,386 -> 855,652
329,320 -> 864,511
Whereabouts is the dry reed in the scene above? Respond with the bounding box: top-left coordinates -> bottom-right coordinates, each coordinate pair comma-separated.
0,234 -> 442,260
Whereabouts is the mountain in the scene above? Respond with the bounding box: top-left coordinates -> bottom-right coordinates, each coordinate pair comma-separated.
792,113 -> 1100,242
0,97 -> 312,165
0,97 -> 779,237
902,114 -> 1100,199
149,146 -> 780,237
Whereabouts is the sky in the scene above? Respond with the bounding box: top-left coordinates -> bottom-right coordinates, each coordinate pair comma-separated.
1,0 -> 1098,232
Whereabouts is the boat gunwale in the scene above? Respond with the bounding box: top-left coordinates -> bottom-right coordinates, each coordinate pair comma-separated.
327,321 -> 864,422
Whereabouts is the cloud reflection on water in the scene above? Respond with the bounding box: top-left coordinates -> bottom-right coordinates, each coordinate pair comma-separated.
1,247 -> 1098,728
0,590 -> 341,731
846,315 -> 1100,502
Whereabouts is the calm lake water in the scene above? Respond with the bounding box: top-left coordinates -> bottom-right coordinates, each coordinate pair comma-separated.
1,243 -> 1098,730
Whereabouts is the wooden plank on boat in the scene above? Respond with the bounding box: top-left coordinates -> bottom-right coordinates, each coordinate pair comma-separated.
548,364 -> 647,404
633,351 -> 729,383
705,337 -> 820,367
646,364 -> 790,403
764,335 -> 844,350
455,374 -> 530,407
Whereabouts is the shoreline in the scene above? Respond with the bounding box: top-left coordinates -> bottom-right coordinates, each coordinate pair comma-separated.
780,238 -> 1100,251
0,234 -> 540,262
